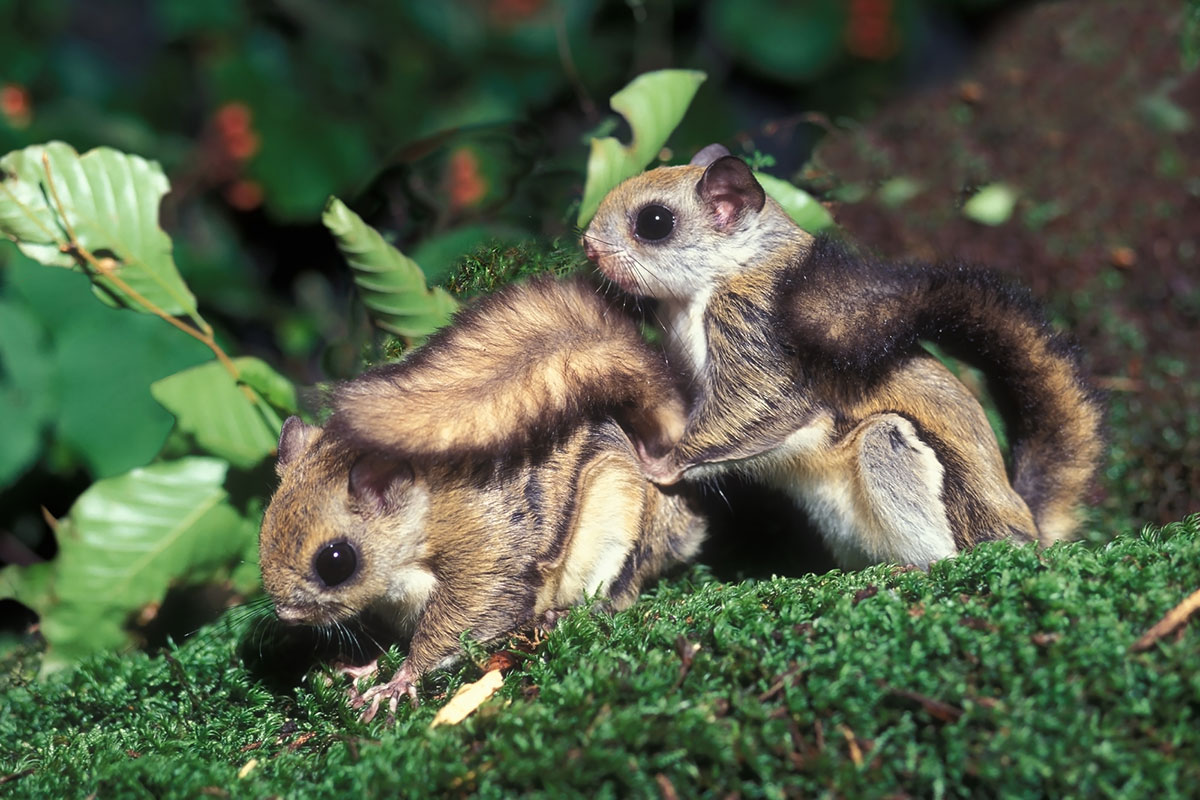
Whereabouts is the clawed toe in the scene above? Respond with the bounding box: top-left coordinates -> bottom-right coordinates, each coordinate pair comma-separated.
347,665 -> 419,723
334,660 -> 379,683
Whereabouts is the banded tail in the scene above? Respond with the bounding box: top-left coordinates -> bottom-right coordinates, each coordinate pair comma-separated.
786,238 -> 1106,543
329,275 -> 686,462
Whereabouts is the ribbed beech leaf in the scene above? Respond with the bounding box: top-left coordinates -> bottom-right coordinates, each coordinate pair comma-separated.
322,196 -> 459,339
1,458 -> 253,674
0,141 -> 197,316
151,357 -> 293,468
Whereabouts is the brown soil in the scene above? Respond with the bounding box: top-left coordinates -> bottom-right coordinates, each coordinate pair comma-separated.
809,0 -> 1199,532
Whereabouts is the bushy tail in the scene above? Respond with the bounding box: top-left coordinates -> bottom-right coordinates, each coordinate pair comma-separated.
328,275 -> 686,462
791,239 -> 1106,542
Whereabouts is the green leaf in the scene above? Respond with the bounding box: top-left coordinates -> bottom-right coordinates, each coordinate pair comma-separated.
0,141 -> 198,316
876,176 -> 924,208
322,196 -> 459,340
151,358 -> 291,468
962,183 -> 1019,226
48,293 -> 211,478
2,249 -> 211,478
1138,91 -> 1192,134
16,457 -> 254,674
235,356 -> 299,416
755,172 -> 836,234
0,297 -> 54,487
0,561 -> 54,613
577,70 -> 707,228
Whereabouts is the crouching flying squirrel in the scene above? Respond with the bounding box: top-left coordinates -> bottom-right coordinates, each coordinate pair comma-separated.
258,276 -> 706,721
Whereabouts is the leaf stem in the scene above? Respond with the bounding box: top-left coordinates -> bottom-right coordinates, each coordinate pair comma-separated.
40,153 -> 241,382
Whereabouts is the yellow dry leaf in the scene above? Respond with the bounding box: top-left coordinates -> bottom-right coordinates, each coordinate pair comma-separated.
237,758 -> 259,779
429,669 -> 506,729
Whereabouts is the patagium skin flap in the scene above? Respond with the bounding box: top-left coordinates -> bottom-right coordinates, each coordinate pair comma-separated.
582,144 -> 1104,569
257,277 -> 706,717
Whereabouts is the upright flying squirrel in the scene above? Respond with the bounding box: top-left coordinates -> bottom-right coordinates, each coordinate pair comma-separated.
258,276 -> 705,721
582,144 -> 1104,568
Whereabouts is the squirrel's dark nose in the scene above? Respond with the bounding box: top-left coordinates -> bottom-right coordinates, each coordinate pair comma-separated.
581,235 -> 598,263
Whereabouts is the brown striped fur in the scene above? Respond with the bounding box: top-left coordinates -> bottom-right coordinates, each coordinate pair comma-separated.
258,279 -> 705,716
329,275 -> 687,462
582,147 -> 1104,567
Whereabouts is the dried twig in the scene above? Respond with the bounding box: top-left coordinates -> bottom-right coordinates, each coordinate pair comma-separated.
655,773 -> 679,800
0,769 -> 35,787
882,683 -> 965,723
837,724 -> 864,767
673,636 -> 700,689
1130,588 -> 1200,652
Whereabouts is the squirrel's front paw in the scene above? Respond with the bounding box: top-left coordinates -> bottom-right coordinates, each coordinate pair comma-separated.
349,663 -> 419,723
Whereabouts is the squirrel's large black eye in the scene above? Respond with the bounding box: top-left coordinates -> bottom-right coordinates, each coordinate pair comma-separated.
635,204 -> 675,241
314,540 -> 358,587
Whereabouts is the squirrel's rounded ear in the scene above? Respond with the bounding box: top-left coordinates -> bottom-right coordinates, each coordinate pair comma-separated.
696,155 -> 765,230
277,416 -> 322,476
618,383 -> 687,463
348,454 -> 415,514
690,143 -> 731,167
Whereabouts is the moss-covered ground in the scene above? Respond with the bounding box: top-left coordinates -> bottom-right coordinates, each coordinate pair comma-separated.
2,516 -> 1197,798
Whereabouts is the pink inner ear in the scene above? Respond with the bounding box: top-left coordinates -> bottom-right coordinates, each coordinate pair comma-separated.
349,454 -> 415,514
349,455 -> 392,510
711,196 -> 740,230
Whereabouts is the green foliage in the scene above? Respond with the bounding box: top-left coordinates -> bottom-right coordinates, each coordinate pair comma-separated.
577,69 -> 833,234
150,358 -> 291,469
0,1 -> 605,223
50,306 -> 210,477
0,141 -> 197,317
2,519 -> 1197,796
577,69 -> 708,228
0,297 -> 52,484
1182,0 -> 1200,70
1139,89 -> 1193,134
445,238 -> 588,297
755,171 -> 837,234
0,140 -> 295,670
709,0 -> 848,81
877,175 -> 925,208
1,458 -> 255,676
962,182 -> 1019,226
411,223 -> 525,286
321,196 -> 459,341
1,253 -> 213,479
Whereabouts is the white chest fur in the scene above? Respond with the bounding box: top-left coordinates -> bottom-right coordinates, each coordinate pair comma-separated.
663,288 -> 714,378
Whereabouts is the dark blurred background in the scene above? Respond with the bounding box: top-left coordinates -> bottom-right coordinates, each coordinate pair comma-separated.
1,0 -> 1196,579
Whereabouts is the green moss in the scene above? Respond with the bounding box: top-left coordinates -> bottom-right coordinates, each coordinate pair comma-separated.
445,238 -> 589,298
3,517 -> 1198,797
375,237 -> 590,362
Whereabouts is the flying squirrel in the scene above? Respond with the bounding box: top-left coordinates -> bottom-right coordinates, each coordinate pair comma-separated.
581,144 -> 1105,569
258,276 -> 706,722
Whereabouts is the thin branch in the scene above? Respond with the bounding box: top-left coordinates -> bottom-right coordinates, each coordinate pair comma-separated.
1130,587 -> 1200,652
